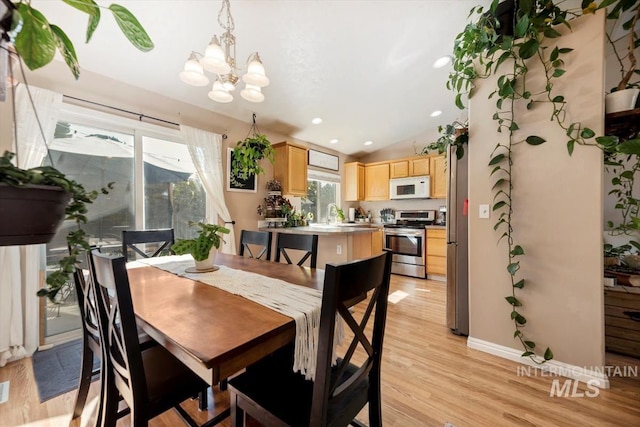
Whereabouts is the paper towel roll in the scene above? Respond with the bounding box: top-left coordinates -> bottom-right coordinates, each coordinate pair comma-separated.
348,207 -> 356,222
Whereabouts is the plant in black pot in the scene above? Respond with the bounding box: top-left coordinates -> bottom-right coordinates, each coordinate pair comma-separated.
0,0 -> 152,301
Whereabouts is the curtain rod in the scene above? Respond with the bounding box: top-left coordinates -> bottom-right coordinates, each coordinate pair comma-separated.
62,94 -> 228,139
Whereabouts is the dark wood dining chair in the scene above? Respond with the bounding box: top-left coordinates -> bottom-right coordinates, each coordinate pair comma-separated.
228,251 -> 393,427
274,233 -> 318,268
122,228 -> 175,262
238,230 -> 272,261
89,249 -> 228,427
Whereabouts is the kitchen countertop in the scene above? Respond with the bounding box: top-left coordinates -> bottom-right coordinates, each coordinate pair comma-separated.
259,225 -> 378,236
425,225 -> 447,229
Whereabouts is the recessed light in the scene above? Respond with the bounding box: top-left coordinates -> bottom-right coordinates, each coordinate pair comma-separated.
330,139 -> 339,144
364,140 -> 373,146
430,110 -> 442,117
311,117 -> 323,124
433,56 -> 451,68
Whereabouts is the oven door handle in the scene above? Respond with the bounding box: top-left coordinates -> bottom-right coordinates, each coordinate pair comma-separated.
384,231 -> 424,237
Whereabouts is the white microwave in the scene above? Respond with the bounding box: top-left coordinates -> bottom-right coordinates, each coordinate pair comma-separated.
389,176 -> 431,200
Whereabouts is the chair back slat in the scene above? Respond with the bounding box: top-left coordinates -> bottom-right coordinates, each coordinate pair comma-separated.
90,249 -> 147,410
275,233 -> 318,268
310,251 -> 392,426
122,229 -> 175,262
239,230 -> 272,261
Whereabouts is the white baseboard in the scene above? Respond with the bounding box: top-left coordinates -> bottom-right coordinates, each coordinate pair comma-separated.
467,337 -> 610,389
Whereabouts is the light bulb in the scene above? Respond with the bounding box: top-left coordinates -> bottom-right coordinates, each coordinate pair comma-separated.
241,83 -> 265,103
179,53 -> 210,87
242,52 -> 270,87
201,36 -> 231,74
208,80 -> 233,103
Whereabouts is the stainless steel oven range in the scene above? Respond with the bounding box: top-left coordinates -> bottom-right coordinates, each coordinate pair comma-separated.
383,210 -> 436,278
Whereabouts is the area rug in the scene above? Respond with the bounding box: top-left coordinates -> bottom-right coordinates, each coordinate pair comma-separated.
31,338 -> 99,403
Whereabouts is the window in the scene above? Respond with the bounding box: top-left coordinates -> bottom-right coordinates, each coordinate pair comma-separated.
42,104 -> 208,341
302,170 -> 341,224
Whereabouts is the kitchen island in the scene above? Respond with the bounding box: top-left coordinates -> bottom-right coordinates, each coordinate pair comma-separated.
259,225 -> 383,268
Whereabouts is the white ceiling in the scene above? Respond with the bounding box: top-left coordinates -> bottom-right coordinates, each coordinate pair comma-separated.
30,0 -> 489,156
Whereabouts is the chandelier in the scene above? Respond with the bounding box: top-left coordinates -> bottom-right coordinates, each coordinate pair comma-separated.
179,0 -> 269,103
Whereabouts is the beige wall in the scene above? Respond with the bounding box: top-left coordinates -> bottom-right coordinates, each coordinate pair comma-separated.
1,61 -> 356,250
468,13 -> 605,367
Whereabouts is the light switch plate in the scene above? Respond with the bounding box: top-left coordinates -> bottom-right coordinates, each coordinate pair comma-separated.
479,204 -> 490,219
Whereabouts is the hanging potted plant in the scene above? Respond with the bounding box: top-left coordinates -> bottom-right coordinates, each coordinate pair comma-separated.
603,0 -> 640,113
0,0 -> 152,301
232,113 -> 275,179
171,221 -> 230,272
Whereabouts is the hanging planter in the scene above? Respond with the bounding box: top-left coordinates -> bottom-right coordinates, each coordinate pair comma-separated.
0,183 -> 70,246
232,113 -> 274,179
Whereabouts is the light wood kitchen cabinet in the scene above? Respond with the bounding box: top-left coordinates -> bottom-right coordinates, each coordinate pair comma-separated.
390,160 -> 409,179
344,162 -> 365,201
273,141 -> 308,196
426,228 -> 446,276
371,229 -> 383,255
410,157 -> 430,176
389,157 -> 430,178
430,155 -> 447,199
364,162 -> 389,201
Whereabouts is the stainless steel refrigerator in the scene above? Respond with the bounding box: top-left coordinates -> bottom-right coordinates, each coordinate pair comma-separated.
446,144 -> 469,336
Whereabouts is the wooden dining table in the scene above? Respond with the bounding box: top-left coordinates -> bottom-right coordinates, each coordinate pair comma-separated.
126,253 -> 325,387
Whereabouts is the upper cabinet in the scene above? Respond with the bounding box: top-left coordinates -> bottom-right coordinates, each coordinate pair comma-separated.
345,162 -> 365,201
430,155 -> 447,199
389,158 -> 430,178
364,162 -> 389,201
273,141 -> 308,196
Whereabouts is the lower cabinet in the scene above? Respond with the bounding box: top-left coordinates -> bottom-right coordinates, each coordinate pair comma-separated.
604,288 -> 640,358
426,228 -> 446,276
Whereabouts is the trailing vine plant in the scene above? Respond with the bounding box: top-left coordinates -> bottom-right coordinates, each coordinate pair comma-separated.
445,0 -> 637,364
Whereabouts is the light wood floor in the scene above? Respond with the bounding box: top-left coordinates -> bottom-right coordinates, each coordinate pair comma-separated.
1,275 -> 639,427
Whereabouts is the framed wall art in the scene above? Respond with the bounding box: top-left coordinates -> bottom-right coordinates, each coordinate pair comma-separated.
227,147 -> 257,192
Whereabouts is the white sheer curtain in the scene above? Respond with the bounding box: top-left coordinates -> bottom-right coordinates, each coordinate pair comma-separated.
0,85 -> 62,367
180,125 -> 237,254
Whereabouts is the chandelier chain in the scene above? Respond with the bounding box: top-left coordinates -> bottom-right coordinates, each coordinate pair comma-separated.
218,0 -> 235,32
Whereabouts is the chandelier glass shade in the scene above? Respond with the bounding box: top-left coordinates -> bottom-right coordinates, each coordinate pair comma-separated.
179,0 -> 269,103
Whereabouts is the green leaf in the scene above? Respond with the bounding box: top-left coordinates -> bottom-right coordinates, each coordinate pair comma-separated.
515,313 -> 527,325
558,48 -> 574,54
511,310 -> 519,320
519,39 -> 539,59
14,3 -> 57,71
510,245 -> 524,256
455,93 -> 464,110
492,178 -> 507,190
618,139 -> 640,155
526,136 -> 546,145
507,262 -> 520,276
509,122 -> 519,131
521,351 -> 535,357
62,0 -> 98,14
513,279 -> 525,289
580,128 -> 595,138
550,46 -> 559,61
544,347 -> 554,360
50,25 -> 80,79
489,153 -> 505,166
515,14 -> 529,38
505,296 -> 522,306
108,4 -> 154,52
552,68 -> 566,78
544,27 -> 561,38
552,95 -> 564,103
524,341 -> 535,349
567,140 -> 575,156
490,165 -> 502,176
494,219 -> 506,231
493,200 -> 507,211
514,329 -> 523,338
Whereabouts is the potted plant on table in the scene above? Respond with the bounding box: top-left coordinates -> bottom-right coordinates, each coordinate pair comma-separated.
171,222 -> 230,272
0,0 -> 152,301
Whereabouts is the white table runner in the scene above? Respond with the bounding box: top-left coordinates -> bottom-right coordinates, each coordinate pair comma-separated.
134,255 -> 339,380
